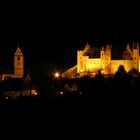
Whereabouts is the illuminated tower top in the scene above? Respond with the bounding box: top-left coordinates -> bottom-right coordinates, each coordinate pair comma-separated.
14,47 -> 23,56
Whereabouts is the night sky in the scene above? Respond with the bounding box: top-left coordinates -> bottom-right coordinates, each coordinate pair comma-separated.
0,2 -> 140,78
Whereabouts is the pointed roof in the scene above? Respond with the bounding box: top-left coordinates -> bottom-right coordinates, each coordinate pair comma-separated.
14,47 -> 23,55
85,42 -> 90,49
83,42 -> 91,55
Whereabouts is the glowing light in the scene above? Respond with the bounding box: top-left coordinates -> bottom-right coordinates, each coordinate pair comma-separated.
31,89 -> 38,95
54,72 -> 60,78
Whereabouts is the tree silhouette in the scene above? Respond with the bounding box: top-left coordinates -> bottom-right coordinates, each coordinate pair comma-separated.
95,69 -> 104,80
113,65 -> 132,89
115,65 -> 126,77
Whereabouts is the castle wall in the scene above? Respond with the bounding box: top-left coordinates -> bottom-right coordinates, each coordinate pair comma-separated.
139,57 -> 140,72
111,60 -> 134,74
123,60 -> 134,72
86,58 -> 100,72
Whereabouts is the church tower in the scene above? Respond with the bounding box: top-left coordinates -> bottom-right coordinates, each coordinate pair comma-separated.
14,47 -> 24,78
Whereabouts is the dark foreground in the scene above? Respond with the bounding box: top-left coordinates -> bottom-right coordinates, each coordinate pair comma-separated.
0,86 -> 139,138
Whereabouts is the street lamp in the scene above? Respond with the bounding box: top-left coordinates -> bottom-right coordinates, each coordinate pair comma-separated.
54,72 -> 60,79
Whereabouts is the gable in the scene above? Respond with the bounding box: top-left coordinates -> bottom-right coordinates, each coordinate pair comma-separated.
14,47 -> 23,56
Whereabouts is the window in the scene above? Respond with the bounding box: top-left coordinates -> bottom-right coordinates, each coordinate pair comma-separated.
17,56 -> 20,61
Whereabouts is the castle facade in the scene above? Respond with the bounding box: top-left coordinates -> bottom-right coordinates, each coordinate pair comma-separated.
77,42 -> 140,76
62,42 -> 140,78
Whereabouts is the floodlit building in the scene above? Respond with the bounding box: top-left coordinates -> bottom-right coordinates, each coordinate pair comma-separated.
1,47 -> 24,80
62,42 -> 140,78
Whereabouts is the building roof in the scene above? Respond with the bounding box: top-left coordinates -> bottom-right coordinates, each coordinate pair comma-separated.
14,47 -> 23,56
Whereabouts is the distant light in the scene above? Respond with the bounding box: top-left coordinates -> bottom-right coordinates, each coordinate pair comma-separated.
6,96 -> 8,99
60,91 -> 63,95
54,72 -> 60,78
31,89 -> 38,95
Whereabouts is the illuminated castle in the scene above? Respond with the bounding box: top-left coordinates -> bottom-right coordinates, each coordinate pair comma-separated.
62,42 -> 140,78
1,47 -> 24,80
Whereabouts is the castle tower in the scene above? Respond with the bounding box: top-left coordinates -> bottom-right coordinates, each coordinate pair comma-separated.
105,45 -> 111,74
77,42 -> 91,75
82,42 -> 90,55
77,50 -> 84,74
14,47 -> 24,78
132,42 -> 139,70
100,46 -> 105,69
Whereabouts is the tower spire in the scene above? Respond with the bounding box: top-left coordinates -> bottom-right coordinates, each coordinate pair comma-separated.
18,42 -> 20,48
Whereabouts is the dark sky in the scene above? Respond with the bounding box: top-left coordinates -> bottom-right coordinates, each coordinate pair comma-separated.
0,2 -> 140,76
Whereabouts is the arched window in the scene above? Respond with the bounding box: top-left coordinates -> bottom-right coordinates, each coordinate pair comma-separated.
17,56 -> 20,61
